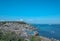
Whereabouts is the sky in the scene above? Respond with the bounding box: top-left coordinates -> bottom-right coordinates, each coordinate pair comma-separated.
0,0 -> 60,24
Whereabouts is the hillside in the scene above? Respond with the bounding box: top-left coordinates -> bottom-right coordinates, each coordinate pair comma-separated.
0,21 -> 38,41
0,21 -> 59,41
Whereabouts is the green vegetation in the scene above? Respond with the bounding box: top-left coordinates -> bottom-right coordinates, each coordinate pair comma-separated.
30,36 -> 41,41
0,29 -> 23,41
0,29 -> 41,41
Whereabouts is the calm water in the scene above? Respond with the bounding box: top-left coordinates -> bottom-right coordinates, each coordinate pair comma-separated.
32,24 -> 60,40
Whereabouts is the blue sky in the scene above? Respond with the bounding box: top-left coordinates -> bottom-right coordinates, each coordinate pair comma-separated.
0,0 -> 60,24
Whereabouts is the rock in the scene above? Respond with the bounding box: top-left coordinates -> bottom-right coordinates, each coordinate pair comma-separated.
34,31 -> 39,36
0,21 -> 37,38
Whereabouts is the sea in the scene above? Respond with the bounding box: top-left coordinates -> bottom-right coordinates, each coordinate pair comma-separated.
31,24 -> 60,40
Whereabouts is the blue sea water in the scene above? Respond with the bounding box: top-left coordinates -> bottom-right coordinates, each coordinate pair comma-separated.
31,24 -> 60,40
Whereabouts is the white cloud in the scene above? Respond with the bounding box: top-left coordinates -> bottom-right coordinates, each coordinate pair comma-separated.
27,19 -> 33,22
20,19 -> 24,21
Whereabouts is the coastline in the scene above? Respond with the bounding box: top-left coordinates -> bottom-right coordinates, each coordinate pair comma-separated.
0,21 -> 59,41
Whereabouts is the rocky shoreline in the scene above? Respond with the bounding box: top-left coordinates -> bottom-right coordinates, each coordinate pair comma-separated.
0,21 -> 59,41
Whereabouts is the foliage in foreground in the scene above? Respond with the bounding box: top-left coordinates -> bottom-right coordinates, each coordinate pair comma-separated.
0,29 -> 41,41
